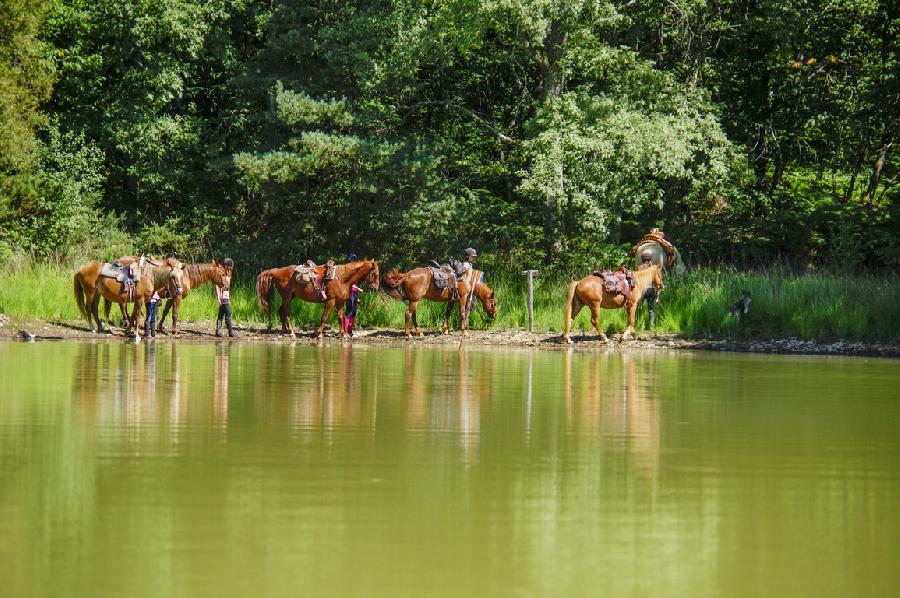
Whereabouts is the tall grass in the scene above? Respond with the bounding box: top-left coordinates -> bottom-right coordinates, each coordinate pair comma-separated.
1,261 -> 897,340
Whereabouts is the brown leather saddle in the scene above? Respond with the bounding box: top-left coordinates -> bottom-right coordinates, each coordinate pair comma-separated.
427,259 -> 466,299
592,268 -> 635,306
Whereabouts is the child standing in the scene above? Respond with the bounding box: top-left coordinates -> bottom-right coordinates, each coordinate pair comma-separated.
343,283 -> 361,336
144,288 -> 166,338
215,258 -> 235,337
343,252 -> 360,336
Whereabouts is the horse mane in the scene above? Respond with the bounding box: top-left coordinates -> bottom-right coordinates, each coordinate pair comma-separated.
144,264 -> 175,288
632,264 -> 661,290
474,281 -> 493,299
185,262 -> 216,285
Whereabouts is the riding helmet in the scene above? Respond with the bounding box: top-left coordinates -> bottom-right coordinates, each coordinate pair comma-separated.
464,247 -> 477,258
223,257 -> 235,269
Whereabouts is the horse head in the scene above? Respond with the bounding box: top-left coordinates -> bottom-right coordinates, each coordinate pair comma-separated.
478,284 -> 497,319
362,259 -> 380,291
211,260 -> 231,290
167,262 -> 185,296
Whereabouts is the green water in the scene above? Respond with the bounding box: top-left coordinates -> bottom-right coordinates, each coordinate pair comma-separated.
1,341 -> 898,597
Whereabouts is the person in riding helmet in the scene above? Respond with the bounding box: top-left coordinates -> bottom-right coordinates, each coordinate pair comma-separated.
462,247 -> 477,281
637,251 -> 662,328
215,257 -> 235,337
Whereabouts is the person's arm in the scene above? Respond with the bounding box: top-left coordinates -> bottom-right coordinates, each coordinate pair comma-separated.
215,284 -> 224,303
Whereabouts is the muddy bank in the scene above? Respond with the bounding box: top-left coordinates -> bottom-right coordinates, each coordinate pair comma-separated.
1,315 -> 898,358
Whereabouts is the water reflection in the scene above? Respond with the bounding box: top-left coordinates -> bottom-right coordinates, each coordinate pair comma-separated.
2,342 -> 899,598
67,343 -> 666,468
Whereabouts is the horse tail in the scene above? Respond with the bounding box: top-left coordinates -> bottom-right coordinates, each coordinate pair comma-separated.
74,274 -> 88,318
562,280 -> 579,341
256,270 -> 275,326
381,269 -> 406,300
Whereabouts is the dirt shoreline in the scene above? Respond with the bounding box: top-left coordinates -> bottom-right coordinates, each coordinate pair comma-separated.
1,315 -> 898,358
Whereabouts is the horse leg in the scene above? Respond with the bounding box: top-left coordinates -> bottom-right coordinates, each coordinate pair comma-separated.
459,295 -> 469,337
442,301 -> 454,334
131,301 -> 143,341
157,298 -> 171,333
279,291 -> 292,335
88,291 -> 102,332
317,299 -> 335,338
336,302 -> 346,338
404,301 -> 417,338
563,299 -> 583,345
590,303 -> 609,343
413,305 -> 423,337
170,295 -> 180,334
622,302 -> 637,340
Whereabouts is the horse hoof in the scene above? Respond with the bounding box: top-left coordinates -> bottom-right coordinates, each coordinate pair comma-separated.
564,337 -> 572,344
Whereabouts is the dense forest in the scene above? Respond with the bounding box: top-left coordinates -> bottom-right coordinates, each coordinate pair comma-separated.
1,0 -> 897,272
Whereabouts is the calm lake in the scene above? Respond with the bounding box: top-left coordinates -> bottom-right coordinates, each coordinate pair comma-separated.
1,341 -> 898,597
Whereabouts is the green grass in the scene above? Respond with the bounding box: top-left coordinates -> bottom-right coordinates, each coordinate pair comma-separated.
1,261 -> 898,341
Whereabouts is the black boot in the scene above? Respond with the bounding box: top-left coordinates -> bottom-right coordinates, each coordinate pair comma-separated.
227,317 -> 235,337
215,320 -> 222,337
649,311 -> 656,329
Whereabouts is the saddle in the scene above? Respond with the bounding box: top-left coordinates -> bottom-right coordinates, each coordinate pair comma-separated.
427,259 -> 466,300
100,257 -> 144,302
630,229 -> 677,269
294,259 -> 336,298
591,268 -> 635,307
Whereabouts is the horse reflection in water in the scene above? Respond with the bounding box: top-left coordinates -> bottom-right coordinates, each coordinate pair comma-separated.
70,344 -> 230,442
402,347 -> 489,466
562,350 -> 661,480
252,345 -> 379,441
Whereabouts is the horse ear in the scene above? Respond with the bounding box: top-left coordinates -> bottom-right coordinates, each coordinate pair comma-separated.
213,259 -> 219,267
490,291 -> 495,299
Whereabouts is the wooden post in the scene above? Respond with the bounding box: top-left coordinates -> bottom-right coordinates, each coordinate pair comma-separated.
521,269 -> 539,332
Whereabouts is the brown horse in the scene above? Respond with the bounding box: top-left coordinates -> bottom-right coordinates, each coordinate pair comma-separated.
381,268 -> 497,337
562,264 -> 663,344
74,256 -> 180,331
92,263 -> 184,340
256,260 -> 380,337
155,261 -> 231,334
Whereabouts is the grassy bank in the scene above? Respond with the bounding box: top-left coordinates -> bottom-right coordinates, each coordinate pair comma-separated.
0,262 -> 897,341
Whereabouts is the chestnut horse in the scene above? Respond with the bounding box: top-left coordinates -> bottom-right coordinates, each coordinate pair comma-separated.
155,261 -> 231,334
256,260 -> 380,337
74,256 -> 181,332
562,264 -> 663,344
381,268 -> 497,337
91,263 -> 184,340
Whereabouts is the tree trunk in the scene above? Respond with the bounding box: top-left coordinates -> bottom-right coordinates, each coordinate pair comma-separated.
752,125 -> 769,191
863,140 -> 892,207
844,135 -> 870,203
537,18 -> 567,264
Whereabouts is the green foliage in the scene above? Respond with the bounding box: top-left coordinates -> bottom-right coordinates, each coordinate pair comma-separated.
0,0 -> 895,272
0,0 -> 54,172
